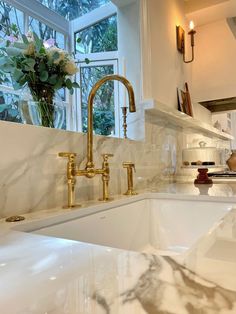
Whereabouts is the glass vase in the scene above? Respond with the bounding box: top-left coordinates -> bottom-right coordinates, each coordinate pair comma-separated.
19,84 -> 66,129
28,83 -> 55,128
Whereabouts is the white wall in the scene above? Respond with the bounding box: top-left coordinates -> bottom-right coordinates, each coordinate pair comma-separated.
144,0 -> 192,109
192,19 -> 236,102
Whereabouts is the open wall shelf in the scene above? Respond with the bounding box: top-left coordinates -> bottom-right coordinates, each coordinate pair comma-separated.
143,100 -> 234,141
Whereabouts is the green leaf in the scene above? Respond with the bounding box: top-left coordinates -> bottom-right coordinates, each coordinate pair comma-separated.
48,74 -> 57,85
22,58 -> 35,71
65,78 -> 73,89
0,104 -> 9,113
19,75 -> 27,85
52,51 -> 60,61
1,63 -> 15,73
12,81 -> 23,90
13,68 -> 24,81
33,32 -> 43,52
0,56 -> 9,66
69,88 -> 74,95
54,78 -> 63,89
72,82 -> 80,88
39,62 -> 46,72
5,47 -> 22,56
39,47 -> 46,54
76,37 -> 81,44
13,42 -> 28,50
39,71 -> 49,82
21,34 -> 29,45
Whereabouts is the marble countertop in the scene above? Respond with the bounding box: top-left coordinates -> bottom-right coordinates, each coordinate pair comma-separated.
1,183 -> 236,314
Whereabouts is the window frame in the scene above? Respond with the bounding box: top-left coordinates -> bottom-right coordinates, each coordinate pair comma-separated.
72,2 -> 121,137
76,59 -> 120,137
0,0 -> 123,136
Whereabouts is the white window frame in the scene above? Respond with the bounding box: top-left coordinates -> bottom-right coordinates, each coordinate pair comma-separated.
71,3 -> 122,137
0,0 -> 71,127
0,0 -> 123,136
76,59 -> 120,137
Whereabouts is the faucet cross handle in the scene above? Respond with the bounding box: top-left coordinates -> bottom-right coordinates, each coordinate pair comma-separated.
58,152 -> 79,209
123,161 -> 138,196
101,153 -> 114,162
58,152 -> 77,162
99,153 -> 114,202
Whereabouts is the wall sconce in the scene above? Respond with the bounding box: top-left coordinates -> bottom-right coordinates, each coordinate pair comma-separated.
176,21 -> 196,63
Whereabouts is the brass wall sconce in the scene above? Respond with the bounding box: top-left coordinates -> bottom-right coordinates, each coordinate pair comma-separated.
176,21 -> 196,63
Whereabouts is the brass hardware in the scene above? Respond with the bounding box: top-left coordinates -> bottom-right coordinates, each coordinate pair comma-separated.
5,215 -> 25,222
176,24 -> 196,64
121,106 -> 128,139
60,75 -> 136,206
87,75 -> 136,168
98,153 -> 114,201
123,162 -> 138,195
58,152 -> 81,209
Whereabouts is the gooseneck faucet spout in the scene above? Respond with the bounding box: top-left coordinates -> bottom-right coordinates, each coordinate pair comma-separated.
86,74 -> 136,170
59,74 -> 136,206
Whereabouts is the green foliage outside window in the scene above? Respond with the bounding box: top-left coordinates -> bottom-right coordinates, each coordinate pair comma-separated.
75,15 -> 117,54
0,1 -> 24,122
81,65 -> 115,136
77,14 -> 118,136
37,0 -> 110,20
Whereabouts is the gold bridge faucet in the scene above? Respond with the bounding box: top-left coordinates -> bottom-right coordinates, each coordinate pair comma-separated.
59,75 -> 136,208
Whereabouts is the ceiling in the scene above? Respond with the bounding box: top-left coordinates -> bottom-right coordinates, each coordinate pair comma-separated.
184,0 -> 229,14
185,0 -> 236,26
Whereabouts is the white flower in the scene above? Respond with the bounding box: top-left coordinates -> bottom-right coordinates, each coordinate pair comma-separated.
64,60 -> 78,75
26,31 -> 34,42
47,47 -> 66,64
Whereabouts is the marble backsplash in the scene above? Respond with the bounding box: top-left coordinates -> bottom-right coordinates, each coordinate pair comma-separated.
0,115 -> 230,218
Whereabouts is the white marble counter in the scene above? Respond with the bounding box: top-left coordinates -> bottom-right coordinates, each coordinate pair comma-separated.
1,184 -> 236,314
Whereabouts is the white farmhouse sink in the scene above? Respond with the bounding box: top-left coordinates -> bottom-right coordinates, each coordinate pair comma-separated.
17,195 -> 234,255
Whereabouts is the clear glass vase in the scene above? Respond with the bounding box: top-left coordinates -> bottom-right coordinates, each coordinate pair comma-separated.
19,100 -> 66,129
19,84 -> 66,129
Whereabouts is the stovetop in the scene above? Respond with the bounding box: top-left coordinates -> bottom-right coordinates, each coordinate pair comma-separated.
208,170 -> 236,177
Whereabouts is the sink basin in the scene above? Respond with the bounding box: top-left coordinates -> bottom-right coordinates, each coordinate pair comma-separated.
17,196 -> 234,255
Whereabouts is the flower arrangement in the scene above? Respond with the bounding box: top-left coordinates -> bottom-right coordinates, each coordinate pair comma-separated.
0,29 -> 84,127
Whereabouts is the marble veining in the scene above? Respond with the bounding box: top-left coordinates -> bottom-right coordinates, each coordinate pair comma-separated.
119,255 -> 236,314
0,109 -> 231,218
1,188 -> 236,313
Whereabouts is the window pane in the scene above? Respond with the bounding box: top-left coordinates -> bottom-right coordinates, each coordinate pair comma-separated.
75,15 -> 118,54
29,17 -> 65,49
36,0 -> 110,20
0,1 -> 24,40
80,65 -> 115,136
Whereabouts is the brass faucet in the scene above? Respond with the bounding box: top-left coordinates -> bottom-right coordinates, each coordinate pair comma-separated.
59,75 -> 136,208
123,162 -> 138,195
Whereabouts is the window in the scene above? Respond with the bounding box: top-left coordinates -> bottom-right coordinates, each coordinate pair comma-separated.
0,0 -> 123,136
29,17 -> 65,49
0,0 -> 67,126
36,0 -> 110,20
73,2 -> 120,136
0,2 -> 24,39
77,60 -> 119,136
75,14 -> 118,54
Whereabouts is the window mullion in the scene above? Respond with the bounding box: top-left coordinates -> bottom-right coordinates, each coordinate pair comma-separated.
24,12 -> 29,34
